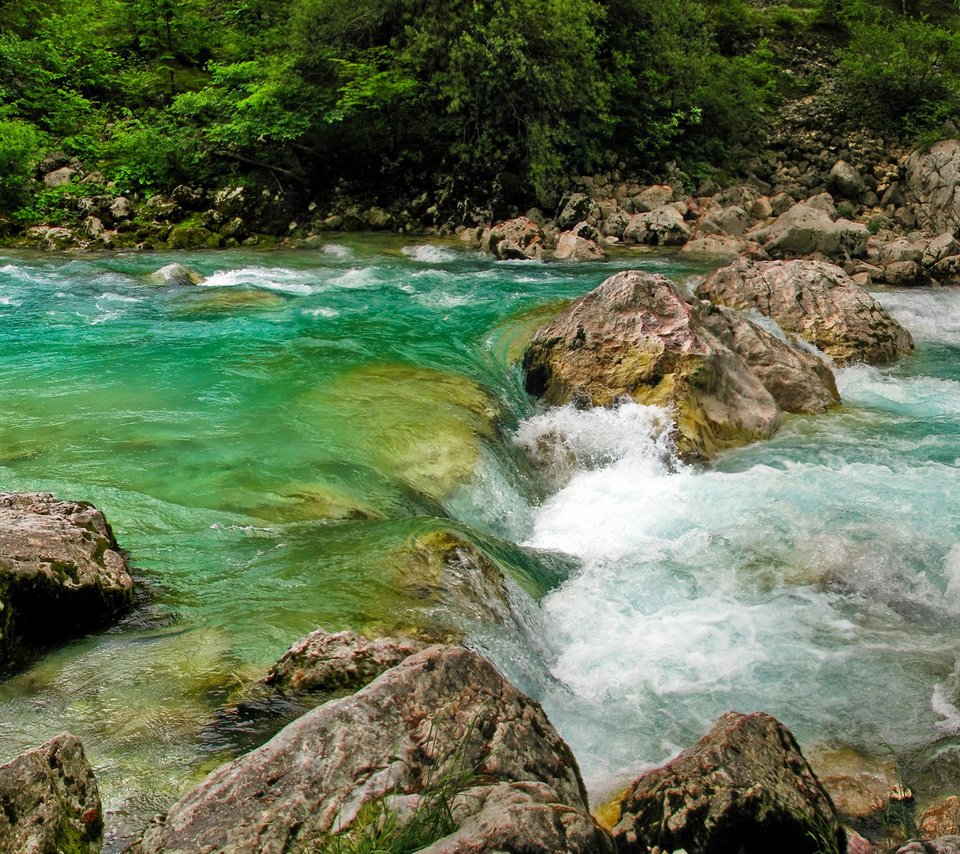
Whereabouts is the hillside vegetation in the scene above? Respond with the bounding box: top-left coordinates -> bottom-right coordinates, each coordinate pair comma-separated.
2,0 -> 960,221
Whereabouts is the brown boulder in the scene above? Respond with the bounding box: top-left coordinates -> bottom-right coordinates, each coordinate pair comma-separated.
0,492 -> 134,669
748,203 -> 868,261
0,733 -> 103,853
697,257 -> 914,366
611,711 -> 845,854
522,270 -> 783,459
480,217 -> 546,260
132,645 -> 610,853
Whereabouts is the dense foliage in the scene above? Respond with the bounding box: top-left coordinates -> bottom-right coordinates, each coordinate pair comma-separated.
1,0 -> 959,214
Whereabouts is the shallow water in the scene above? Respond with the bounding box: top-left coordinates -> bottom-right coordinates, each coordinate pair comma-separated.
2,240 -> 960,843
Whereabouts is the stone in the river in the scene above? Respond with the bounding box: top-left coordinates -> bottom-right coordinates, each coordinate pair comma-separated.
249,628 -> 425,700
522,270 -> 783,459
697,301 -> 840,414
0,733 -> 103,853
148,262 -> 205,287
0,492 -> 134,669
611,711 -> 845,854
132,645 -> 611,853
554,223 -> 606,261
307,364 -> 501,500
479,216 -> 546,260
697,257 -> 914,366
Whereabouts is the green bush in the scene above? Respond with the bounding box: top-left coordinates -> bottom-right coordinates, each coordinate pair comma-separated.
0,119 -> 43,206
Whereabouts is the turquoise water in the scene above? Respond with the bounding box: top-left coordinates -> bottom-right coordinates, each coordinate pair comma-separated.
2,239 -> 960,845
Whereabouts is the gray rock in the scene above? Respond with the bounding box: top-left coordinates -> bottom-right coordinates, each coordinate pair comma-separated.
697,257 -> 913,366
698,302 -> 840,414
623,205 -> 691,246
905,139 -> 960,234
110,196 -> 133,220
43,166 -> 76,188
82,216 -> 104,240
632,184 -> 674,212
132,645 -> 601,853
556,192 -> 593,229
523,270 -> 783,460
170,185 -> 206,210
749,203 -> 868,261
611,711 -> 844,854
898,838 -> 960,854
923,232 -> 960,267
554,224 -> 606,261
148,263 -> 206,287
829,160 -> 866,198
0,492 -> 134,668
213,186 -> 248,220
0,733 -> 103,853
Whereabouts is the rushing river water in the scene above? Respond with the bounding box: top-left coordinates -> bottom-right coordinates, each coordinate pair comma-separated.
2,238 -> 960,847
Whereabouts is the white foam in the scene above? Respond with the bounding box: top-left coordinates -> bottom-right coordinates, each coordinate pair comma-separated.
321,244 -> 351,258
875,288 -> 960,345
303,307 -> 339,318
401,244 -> 458,263
839,364 -> 960,416
330,268 -> 378,289
202,267 -> 315,295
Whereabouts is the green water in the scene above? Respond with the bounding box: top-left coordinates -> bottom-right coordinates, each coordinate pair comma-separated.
3,240 -> 960,847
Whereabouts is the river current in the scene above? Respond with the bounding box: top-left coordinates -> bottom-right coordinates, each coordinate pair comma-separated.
2,238 -> 960,846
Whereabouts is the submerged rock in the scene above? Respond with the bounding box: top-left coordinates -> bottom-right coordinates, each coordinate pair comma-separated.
697,257 -> 914,366
132,645 -> 611,853
0,492 -> 134,669
611,711 -> 845,854
148,262 -> 205,287
0,733 -> 103,853
522,270 -> 783,459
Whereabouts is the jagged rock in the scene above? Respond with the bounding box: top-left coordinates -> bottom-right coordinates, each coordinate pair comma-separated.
556,192 -> 593,229
921,797 -> 960,838
905,139 -> 960,234
170,185 -> 206,210
554,222 -> 606,261
623,205 -> 691,246
132,645 -> 609,853
924,233 -> 960,267
145,194 -> 183,221
601,210 -> 631,238
698,302 -> 839,414
898,838 -> 960,854
522,270 -> 783,459
420,781 -> 615,854
633,184 -> 674,212
249,628 -> 425,700
0,733 -> 103,853
697,257 -> 914,366
0,492 -> 134,669
479,216 -> 545,260
932,255 -> 960,283
611,711 -> 845,854
879,238 -> 923,266
110,196 -> 133,220
82,216 -> 104,240
749,203 -> 868,261
148,263 -> 206,287
829,160 -> 866,198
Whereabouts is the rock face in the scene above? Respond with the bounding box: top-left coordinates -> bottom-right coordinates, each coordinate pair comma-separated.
748,202 -> 869,261
698,302 -> 839,414
905,139 -> 960,234
479,217 -> 545,260
697,257 -> 914,366
0,733 -> 103,853
611,712 -> 845,854
0,492 -> 134,668
522,270 -> 783,459
132,645 -> 612,853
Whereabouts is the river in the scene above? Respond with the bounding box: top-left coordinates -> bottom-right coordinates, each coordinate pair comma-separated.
2,238 -> 959,847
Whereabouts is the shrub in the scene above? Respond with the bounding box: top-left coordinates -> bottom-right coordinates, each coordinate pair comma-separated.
0,119 -> 43,206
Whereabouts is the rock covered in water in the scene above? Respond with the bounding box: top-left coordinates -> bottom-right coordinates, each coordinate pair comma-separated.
697,257 -> 914,366
698,302 -> 839,414
0,733 -> 103,853
148,262 -> 205,287
611,711 -> 845,854
0,492 -> 134,668
522,270 -> 783,459
132,645 -> 610,853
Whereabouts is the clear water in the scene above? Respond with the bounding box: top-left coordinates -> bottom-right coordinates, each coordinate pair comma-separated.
2,239 -> 960,845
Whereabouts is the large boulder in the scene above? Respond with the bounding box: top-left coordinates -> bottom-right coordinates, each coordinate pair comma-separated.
522,270 -> 783,459
698,302 -> 839,414
748,203 -> 868,261
132,645 -> 612,853
696,257 -> 914,366
556,192 -> 593,229
554,222 -> 607,261
904,139 -> 960,234
828,160 -> 866,199
623,205 -> 690,246
0,733 -> 103,853
479,216 -> 546,260
0,492 -> 134,669
611,711 -> 845,854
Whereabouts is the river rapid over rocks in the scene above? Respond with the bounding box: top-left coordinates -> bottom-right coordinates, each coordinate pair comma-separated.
2,237 -> 960,847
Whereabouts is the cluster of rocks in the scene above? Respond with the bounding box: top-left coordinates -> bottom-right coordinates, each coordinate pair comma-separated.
521,259 -> 909,459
